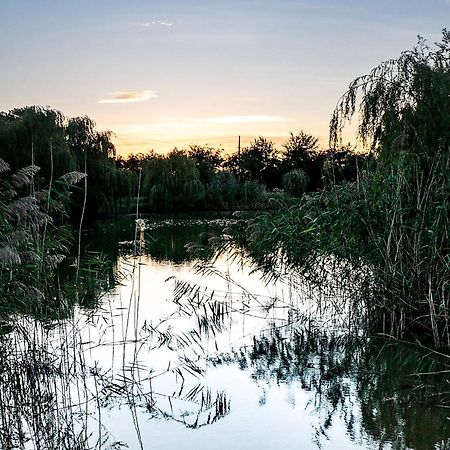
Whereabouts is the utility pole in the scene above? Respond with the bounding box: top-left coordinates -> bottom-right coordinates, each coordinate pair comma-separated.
237,135 -> 241,180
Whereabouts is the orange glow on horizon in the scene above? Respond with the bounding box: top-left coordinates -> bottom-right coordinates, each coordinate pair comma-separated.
112,134 -> 299,156
101,113 -> 360,157
106,117 -> 342,156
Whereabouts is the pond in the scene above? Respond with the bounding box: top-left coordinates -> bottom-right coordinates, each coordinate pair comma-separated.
1,215 -> 450,450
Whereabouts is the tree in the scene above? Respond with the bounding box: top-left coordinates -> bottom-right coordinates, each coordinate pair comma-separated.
321,144 -> 371,187
0,106 -> 76,188
0,107 -> 126,218
330,30 -> 450,345
239,137 -> 281,188
187,145 -> 223,184
118,152 -> 156,172
330,31 -> 450,160
282,131 -> 319,169
142,151 -> 204,212
66,116 -> 118,216
282,131 -> 321,190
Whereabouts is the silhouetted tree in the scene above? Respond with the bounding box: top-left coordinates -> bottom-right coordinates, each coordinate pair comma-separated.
238,137 -> 281,189
0,106 -> 76,188
66,116 -> 118,217
142,150 -> 204,212
282,131 -> 318,168
282,131 -> 321,190
187,145 -> 223,184
321,144 -> 371,187
118,152 -> 156,172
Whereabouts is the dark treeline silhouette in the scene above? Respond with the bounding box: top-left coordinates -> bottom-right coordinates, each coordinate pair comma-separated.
116,134 -> 369,213
0,107 -> 136,219
0,106 -> 367,218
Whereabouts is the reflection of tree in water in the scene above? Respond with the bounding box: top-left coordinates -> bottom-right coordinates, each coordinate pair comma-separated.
357,343 -> 450,450
0,312 -> 231,449
88,216 -> 229,265
2,290 -> 450,450
0,319 -> 97,449
174,268 -> 450,449
0,216 -> 236,448
208,324 -> 450,450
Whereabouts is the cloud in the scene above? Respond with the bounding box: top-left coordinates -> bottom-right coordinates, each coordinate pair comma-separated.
204,115 -> 286,124
135,20 -> 173,28
99,90 -> 158,104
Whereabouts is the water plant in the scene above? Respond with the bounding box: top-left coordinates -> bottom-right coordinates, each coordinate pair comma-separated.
210,31 -> 450,348
0,158 -> 81,308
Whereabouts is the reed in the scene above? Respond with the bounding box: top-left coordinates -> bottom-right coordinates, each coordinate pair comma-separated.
206,31 -> 450,348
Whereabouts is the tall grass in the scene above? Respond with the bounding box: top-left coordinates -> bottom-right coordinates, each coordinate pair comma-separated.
211,32 -> 450,348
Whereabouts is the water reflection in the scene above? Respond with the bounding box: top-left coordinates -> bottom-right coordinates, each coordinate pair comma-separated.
211,328 -> 450,450
89,214 -> 232,264
1,215 -> 450,450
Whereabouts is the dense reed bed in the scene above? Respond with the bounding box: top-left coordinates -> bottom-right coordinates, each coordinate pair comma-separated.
205,31 -> 450,348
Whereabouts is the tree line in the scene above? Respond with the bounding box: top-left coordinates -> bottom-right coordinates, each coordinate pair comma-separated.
122,134 -> 368,213
0,107 -> 370,217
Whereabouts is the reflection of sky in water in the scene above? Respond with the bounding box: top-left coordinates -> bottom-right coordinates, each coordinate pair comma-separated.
75,234 -> 375,450
101,366 -> 372,450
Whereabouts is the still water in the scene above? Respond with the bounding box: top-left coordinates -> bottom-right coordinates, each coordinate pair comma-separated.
1,215 -> 450,450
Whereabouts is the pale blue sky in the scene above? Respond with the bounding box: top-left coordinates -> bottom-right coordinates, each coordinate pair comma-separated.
1,0 -> 448,154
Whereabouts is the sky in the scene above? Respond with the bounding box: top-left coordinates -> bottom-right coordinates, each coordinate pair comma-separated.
0,0 -> 449,156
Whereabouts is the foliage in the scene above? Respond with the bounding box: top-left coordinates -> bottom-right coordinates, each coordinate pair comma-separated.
282,168 -> 309,197
187,145 -> 224,184
142,150 -> 205,212
139,149 -> 273,212
281,131 -> 321,190
220,32 -> 450,348
0,157 -> 83,311
0,107 -> 76,188
0,107 -> 135,219
283,131 -> 319,167
204,172 -> 267,210
229,137 -> 281,188
0,105 -> 366,215
321,144 -> 370,187
328,31 -> 450,344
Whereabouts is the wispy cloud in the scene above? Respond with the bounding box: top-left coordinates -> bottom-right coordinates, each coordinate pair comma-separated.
99,90 -> 158,104
204,115 -> 285,124
134,20 -> 173,28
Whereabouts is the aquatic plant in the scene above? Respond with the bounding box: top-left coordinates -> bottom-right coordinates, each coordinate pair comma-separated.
0,158 -> 80,307
328,31 -> 450,345
208,31 -> 450,348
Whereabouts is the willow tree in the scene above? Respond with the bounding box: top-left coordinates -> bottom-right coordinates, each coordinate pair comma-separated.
66,116 -> 118,217
330,31 -> 450,345
0,107 -> 76,188
187,145 -> 223,185
142,151 -> 205,212
226,32 -> 449,347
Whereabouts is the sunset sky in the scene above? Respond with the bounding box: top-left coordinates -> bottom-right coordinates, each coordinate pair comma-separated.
1,0 -> 448,156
